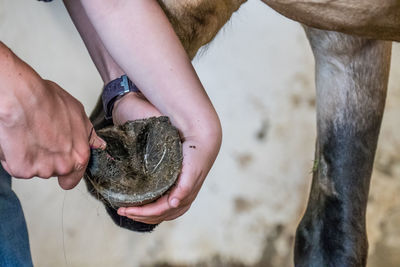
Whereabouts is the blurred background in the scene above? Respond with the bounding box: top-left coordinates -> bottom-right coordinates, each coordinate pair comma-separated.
1,0 -> 400,266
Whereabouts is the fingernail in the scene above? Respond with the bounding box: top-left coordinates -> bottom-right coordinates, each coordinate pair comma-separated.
170,198 -> 180,208
97,137 -> 107,150
117,208 -> 125,216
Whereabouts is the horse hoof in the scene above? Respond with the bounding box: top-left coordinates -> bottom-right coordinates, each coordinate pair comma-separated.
85,116 -> 182,208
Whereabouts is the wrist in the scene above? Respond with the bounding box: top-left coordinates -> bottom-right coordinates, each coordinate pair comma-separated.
0,51 -> 46,126
0,43 -> 44,97
102,75 -> 140,119
113,91 -> 144,113
0,49 -> 24,124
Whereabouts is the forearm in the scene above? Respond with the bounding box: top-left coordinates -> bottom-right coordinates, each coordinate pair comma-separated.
63,0 -> 124,84
0,42 -> 43,123
80,0 -> 221,139
0,41 -> 105,184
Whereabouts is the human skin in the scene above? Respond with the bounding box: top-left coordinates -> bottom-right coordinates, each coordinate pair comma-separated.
0,42 -> 106,189
66,0 -> 222,224
63,0 -> 163,122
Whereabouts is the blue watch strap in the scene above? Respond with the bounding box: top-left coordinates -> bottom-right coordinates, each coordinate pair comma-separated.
102,75 -> 139,120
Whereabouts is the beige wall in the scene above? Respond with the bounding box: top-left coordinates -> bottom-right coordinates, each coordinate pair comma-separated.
1,0 -> 400,266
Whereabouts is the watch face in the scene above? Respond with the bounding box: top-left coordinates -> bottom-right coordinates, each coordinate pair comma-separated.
120,75 -> 131,93
102,75 -> 140,119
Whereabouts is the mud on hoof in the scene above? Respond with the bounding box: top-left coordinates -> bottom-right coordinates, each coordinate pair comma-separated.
85,116 -> 182,232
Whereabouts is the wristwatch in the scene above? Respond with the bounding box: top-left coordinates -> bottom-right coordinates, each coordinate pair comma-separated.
102,75 -> 139,119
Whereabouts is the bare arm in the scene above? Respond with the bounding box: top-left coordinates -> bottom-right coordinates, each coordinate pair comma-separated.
63,0 -> 124,85
79,0 -> 220,136
77,0 -> 222,223
0,41 -> 105,189
63,0 -> 163,123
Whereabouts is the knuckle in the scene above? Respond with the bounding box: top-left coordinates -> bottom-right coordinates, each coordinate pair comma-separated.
58,166 -> 70,176
36,163 -> 54,179
56,160 -> 74,176
38,173 -> 51,179
25,170 -> 36,178
59,139 -> 73,154
75,146 -> 90,164
9,161 -> 36,178
17,169 -> 35,179
37,169 -> 53,179
4,164 -> 17,177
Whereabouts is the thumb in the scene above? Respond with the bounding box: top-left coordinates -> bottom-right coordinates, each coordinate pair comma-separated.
168,195 -> 181,208
88,127 -> 107,150
167,180 -> 193,208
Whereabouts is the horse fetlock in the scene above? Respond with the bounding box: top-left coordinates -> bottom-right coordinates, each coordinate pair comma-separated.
295,124 -> 375,266
295,211 -> 368,267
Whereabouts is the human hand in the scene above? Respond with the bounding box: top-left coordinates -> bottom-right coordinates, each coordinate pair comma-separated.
112,92 -> 222,224
0,78 -> 106,189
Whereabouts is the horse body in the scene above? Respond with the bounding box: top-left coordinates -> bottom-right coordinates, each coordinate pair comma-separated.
160,0 -> 400,59
158,0 -> 246,59
262,0 -> 400,42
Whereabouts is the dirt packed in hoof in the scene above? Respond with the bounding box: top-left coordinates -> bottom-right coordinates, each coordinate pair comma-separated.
85,116 -> 182,208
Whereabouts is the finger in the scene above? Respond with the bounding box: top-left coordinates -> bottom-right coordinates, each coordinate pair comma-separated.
125,204 -> 190,224
119,195 -> 171,217
35,159 -> 56,179
91,135 -> 107,150
57,163 -> 85,190
167,164 -> 201,208
125,215 -> 163,225
57,117 -> 92,189
57,173 -> 82,190
164,205 -> 190,221
72,140 -> 91,173
54,154 -> 75,176
127,204 -> 190,223
88,127 -> 107,150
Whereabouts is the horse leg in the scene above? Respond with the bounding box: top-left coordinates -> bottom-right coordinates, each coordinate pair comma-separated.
294,26 -> 392,267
